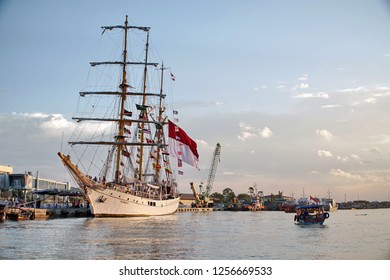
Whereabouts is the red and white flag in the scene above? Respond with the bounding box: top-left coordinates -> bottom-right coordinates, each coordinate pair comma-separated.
168,120 -> 199,168
310,196 -> 320,204
170,71 -> 175,81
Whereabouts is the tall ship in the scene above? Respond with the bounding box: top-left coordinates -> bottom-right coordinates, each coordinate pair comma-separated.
58,16 -> 199,217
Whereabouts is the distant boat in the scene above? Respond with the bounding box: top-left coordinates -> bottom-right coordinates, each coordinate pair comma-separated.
58,16 -> 199,217
321,190 -> 338,212
294,204 -> 330,226
321,198 -> 338,212
329,202 -> 338,212
279,199 -> 298,213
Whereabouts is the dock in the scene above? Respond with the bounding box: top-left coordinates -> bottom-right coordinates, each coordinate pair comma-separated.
1,206 -> 225,220
176,207 -> 222,213
3,206 -> 91,220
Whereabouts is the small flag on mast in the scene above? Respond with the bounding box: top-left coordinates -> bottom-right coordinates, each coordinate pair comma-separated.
124,109 -> 132,116
122,150 -> 130,157
170,71 -> 175,81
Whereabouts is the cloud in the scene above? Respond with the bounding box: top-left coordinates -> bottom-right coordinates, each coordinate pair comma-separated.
374,92 -> 390,97
238,121 -> 273,141
298,83 -> 309,89
293,92 -> 328,99
321,104 -> 341,109
253,85 -> 267,91
238,131 -> 256,141
336,154 -> 365,165
315,129 -> 333,141
41,114 -> 74,130
362,147 -> 381,156
329,168 -> 363,181
1,112 -> 75,137
239,121 -> 255,131
350,154 -> 361,161
238,121 -> 257,141
336,87 -> 368,93
371,135 -> 390,144
298,74 -> 309,81
260,127 -> 273,138
364,97 -> 376,104
329,168 -> 387,184
316,149 -> 333,157
375,86 -> 389,91
0,112 -> 78,181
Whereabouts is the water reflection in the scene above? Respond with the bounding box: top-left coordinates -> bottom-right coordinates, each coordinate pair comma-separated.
0,209 -> 389,259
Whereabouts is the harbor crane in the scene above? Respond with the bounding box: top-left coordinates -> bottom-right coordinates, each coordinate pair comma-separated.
190,143 -> 221,208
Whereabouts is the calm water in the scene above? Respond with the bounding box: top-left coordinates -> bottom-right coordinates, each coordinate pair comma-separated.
0,209 -> 389,260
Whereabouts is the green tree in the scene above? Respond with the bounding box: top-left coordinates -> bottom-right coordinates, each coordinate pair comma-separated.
237,193 -> 251,202
210,192 -> 224,203
222,188 -> 236,203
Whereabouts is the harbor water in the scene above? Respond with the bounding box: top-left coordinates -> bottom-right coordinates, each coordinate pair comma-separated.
0,209 -> 389,260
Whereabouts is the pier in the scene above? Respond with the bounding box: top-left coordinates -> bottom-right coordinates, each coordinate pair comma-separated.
3,206 -> 90,220
176,207 -> 222,213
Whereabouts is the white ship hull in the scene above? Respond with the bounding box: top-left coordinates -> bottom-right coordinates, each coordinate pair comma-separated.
85,188 -> 180,217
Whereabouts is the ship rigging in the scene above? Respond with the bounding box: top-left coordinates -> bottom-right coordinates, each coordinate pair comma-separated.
58,16 -> 198,217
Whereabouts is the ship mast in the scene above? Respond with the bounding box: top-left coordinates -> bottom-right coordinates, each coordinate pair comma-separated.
137,31 -> 150,181
114,15 -> 130,184
67,16 -> 163,184
154,63 -> 166,182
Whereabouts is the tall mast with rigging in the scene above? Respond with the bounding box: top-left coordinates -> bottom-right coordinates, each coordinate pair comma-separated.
68,16 -> 155,183
137,31 -> 150,181
58,16 -> 196,217
154,63 -> 166,182
114,15 -> 130,184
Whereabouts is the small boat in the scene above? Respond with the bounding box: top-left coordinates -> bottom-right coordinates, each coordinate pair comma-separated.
294,204 -> 330,226
279,201 -> 298,213
5,207 -> 35,221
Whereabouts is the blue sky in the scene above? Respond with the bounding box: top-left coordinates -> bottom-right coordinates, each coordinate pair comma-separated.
1,0 -> 390,201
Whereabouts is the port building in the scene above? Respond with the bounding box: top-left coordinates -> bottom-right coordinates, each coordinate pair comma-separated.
0,165 -> 70,203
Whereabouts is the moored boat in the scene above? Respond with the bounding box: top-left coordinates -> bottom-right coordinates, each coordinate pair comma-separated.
294,204 -> 330,226
58,16 -> 199,217
279,201 -> 298,213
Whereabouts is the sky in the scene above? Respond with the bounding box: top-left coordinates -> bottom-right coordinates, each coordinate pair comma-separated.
1,0 -> 390,202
